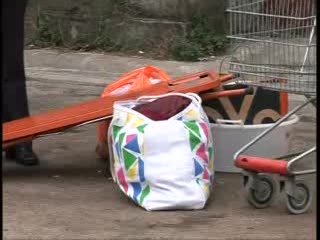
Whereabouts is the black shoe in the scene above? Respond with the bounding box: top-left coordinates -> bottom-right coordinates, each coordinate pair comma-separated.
5,143 -> 39,166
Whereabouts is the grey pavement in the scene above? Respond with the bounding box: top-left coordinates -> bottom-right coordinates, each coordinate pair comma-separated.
3,49 -> 316,240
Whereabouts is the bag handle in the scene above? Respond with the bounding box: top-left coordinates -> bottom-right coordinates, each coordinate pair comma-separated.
103,65 -> 170,95
216,119 -> 244,126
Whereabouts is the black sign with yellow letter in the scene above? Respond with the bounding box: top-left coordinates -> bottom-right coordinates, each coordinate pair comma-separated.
203,85 -> 288,124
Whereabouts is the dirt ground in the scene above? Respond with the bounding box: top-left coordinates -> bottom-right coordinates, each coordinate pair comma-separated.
2,50 -> 317,240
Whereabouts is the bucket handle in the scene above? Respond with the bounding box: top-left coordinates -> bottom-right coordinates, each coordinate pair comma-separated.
216,119 -> 244,126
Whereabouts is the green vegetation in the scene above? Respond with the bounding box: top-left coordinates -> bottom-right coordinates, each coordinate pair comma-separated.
170,15 -> 228,61
31,12 -> 228,61
34,14 -> 64,47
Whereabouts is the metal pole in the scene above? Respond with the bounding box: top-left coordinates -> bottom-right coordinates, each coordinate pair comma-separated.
300,18 -> 316,72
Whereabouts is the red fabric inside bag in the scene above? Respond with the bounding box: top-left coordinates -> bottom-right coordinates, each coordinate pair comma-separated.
133,96 -> 192,121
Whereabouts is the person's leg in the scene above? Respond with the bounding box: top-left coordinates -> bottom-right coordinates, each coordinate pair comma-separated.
2,0 -> 39,165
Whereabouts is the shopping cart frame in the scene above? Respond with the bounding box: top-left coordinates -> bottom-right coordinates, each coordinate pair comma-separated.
226,0 -> 317,214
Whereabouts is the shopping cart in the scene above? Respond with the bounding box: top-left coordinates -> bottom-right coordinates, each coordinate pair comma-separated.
226,0 -> 316,214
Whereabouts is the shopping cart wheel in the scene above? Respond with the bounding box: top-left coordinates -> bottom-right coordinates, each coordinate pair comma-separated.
245,174 -> 278,209
286,181 -> 312,215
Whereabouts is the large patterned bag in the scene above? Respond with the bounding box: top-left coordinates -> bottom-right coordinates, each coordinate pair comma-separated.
108,93 -> 214,211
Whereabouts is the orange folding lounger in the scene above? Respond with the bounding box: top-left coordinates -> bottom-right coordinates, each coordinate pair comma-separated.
3,70 -> 240,149
3,82 -> 168,148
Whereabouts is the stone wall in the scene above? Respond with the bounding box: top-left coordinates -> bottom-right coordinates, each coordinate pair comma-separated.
24,0 -> 227,49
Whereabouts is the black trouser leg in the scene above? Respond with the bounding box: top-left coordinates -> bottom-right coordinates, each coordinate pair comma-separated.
2,0 -> 29,123
2,0 -> 39,165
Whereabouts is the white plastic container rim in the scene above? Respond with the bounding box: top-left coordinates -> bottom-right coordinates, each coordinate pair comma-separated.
213,114 -> 299,129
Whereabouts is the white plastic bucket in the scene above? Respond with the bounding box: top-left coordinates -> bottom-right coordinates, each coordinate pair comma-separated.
210,115 -> 299,173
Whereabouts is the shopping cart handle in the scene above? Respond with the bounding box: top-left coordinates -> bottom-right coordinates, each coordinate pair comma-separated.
235,155 -> 289,175
201,86 -> 254,101
244,86 -> 254,95
218,73 -> 236,82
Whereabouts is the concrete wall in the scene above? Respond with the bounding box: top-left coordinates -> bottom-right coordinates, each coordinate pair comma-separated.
24,0 -> 227,48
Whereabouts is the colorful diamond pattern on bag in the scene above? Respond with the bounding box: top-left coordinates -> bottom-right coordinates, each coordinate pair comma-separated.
111,115 -> 151,206
183,118 -> 214,187
122,149 -> 136,170
127,161 -> 138,180
139,185 -> 150,204
137,124 -> 147,133
186,109 -> 200,119
109,95 -> 214,210
124,135 -> 140,154
113,125 -> 122,139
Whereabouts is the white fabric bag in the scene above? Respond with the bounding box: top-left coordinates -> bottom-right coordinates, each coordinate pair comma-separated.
108,93 -> 215,211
